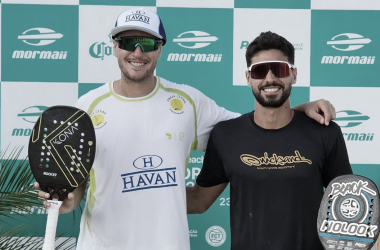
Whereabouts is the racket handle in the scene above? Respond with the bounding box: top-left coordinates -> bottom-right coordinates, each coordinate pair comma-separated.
43,200 -> 63,250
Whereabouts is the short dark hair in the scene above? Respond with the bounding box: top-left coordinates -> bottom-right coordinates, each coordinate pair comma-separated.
245,31 -> 295,67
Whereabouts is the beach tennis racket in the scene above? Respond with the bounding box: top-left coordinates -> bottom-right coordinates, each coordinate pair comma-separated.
28,105 -> 96,250
317,174 -> 380,250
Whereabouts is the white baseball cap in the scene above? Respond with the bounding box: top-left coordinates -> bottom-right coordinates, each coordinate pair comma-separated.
111,8 -> 167,45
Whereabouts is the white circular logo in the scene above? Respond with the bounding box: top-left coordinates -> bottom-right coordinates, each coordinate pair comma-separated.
205,225 -> 226,247
340,197 -> 360,219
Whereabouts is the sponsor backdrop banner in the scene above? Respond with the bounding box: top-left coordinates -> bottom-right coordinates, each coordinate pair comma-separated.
0,1 -> 379,250
2,4 -> 79,82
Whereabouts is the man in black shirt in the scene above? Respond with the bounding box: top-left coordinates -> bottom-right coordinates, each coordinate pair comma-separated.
186,31 -> 353,250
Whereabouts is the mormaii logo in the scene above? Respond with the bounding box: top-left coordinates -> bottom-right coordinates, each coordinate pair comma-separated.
336,110 -> 374,142
168,31 -> 222,62
327,33 -> 371,51
173,31 -> 218,49
13,27 -> 68,60
18,106 -> 48,123
18,28 -> 63,46
321,33 -> 375,65
336,110 -> 370,128
13,106 -> 48,137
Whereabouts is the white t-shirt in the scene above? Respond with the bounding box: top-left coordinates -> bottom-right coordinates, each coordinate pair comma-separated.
75,77 -> 239,250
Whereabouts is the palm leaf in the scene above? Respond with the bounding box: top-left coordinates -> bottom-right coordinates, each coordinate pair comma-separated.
0,235 -> 76,250
0,146 -> 43,219
0,146 -> 83,249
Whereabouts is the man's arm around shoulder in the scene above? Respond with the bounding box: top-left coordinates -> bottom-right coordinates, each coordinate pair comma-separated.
186,183 -> 228,214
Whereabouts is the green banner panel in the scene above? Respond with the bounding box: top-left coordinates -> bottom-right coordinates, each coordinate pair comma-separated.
79,0 -> 155,6
311,10 -> 380,87
1,4 -> 78,82
234,0 -> 310,9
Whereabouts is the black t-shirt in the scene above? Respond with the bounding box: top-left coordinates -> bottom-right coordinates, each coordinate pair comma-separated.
197,110 -> 353,250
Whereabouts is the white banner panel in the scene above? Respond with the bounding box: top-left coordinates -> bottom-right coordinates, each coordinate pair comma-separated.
310,87 -> 380,164
78,5 -> 157,83
0,82 -> 78,159
311,0 -> 380,10
233,8 -> 311,87
1,0 -> 79,5
156,0 -> 233,8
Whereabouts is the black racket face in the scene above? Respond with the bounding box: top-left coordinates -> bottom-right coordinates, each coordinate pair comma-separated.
318,174 -> 380,250
28,105 -> 96,201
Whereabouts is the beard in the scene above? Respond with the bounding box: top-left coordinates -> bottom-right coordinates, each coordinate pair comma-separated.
118,58 -> 157,83
252,82 -> 292,108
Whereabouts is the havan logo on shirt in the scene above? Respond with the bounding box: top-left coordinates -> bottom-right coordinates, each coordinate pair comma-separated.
121,155 -> 178,193
240,150 -> 312,167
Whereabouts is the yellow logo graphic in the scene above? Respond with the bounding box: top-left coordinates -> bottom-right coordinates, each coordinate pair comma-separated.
170,98 -> 183,111
91,113 -> 105,127
241,150 -> 312,167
